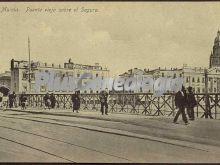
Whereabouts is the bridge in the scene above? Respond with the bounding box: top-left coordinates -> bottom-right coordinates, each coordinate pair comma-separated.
11,93 -> 220,119
1,93 -> 220,162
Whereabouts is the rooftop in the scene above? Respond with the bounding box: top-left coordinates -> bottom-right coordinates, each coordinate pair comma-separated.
11,59 -> 109,71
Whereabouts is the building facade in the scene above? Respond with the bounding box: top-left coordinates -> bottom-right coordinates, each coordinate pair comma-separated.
147,66 -> 220,93
119,30 -> 220,94
10,59 -> 110,93
120,65 -> 220,94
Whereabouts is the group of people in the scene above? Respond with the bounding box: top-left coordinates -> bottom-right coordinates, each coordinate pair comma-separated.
43,93 -> 56,109
174,86 -> 197,125
0,91 -> 28,110
1,89 -> 109,115
2,87 -> 197,124
70,89 -> 109,115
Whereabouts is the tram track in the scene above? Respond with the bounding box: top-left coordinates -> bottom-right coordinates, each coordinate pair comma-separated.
0,114 -> 133,163
0,124 -> 134,162
0,113 -> 210,153
0,135 -> 75,162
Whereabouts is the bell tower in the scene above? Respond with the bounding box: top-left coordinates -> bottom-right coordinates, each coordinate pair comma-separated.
210,30 -> 220,68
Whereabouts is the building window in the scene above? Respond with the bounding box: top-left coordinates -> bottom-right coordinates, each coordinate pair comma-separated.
173,73 -> 176,78
162,73 -> 164,77
197,88 -> 200,93
186,77 -> 189,83
192,77 -> 195,82
202,78 -> 205,83
214,88 -> 217,92
197,77 -> 200,83
179,74 -> 182,77
77,73 -> 80,78
96,73 -> 98,77
202,88 -> 205,93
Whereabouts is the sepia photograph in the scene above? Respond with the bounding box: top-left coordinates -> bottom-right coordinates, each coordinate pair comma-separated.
0,1 -> 220,163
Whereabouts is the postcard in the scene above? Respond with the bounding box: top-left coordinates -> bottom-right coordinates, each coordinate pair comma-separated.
0,2 -> 220,163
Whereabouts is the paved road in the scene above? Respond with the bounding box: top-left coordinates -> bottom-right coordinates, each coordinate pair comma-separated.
0,109 -> 220,163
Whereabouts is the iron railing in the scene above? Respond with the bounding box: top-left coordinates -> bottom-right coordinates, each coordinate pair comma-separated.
9,93 -> 220,119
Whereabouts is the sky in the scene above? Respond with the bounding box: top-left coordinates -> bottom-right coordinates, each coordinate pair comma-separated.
0,2 -> 220,76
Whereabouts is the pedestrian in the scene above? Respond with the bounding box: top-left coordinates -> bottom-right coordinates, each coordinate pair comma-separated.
50,93 -> 56,109
173,86 -> 189,125
186,86 -> 197,120
9,91 -> 16,108
99,88 -> 109,115
12,91 -> 17,107
20,92 -> 27,110
71,90 -> 80,113
43,92 -> 51,110
0,92 -> 3,108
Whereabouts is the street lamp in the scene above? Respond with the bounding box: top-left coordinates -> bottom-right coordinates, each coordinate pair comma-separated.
28,36 -> 31,93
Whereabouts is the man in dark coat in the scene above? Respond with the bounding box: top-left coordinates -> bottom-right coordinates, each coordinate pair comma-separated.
173,86 -> 189,125
71,90 -> 80,113
43,92 -> 51,109
0,92 -> 3,108
186,86 -> 197,120
50,93 -> 56,109
99,88 -> 109,115
9,91 -> 16,108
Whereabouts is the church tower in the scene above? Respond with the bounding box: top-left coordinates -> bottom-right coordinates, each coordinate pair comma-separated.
210,30 -> 220,68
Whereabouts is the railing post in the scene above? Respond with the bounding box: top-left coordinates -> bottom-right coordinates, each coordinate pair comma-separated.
196,95 -> 199,118
172,94 -> 175,117
215,94 -> 218,119
157,97 -> 160,116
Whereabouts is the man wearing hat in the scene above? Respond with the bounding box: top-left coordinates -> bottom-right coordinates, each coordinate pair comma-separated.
186,86 -> 197,120
173,86 -> 189,125
99,88 -> 109,115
